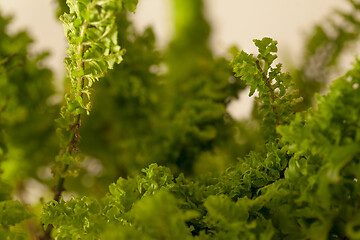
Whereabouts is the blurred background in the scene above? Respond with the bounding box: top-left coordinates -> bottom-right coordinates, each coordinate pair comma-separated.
0,0 -> 348,80
0,0 -> 350,120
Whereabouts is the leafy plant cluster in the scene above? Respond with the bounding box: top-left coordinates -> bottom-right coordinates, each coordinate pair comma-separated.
1,0 -> 360,239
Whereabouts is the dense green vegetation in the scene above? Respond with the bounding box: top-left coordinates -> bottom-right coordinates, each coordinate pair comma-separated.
1,0 -> 360,239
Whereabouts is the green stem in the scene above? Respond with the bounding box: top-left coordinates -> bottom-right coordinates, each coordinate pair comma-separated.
256,60 -> 280,126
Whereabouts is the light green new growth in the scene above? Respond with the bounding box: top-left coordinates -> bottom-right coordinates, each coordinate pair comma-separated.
60,0 -> 123,116
53,0 -> 137,201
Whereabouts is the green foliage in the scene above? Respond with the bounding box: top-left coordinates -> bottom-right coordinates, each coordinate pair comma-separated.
122,191 -> 197,240
104,163 -> 175,218
91,55 -> 360,238
0,200 -> 31,239
78,37 -> 359,239
1,0 -> 360,239
0,12 -> 58,185
275,61 -> 360,239
0,200 -> 31,228
202,195 -> 274,240
42,197 -> 102,239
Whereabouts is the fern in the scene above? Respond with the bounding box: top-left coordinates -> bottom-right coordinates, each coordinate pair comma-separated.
231,37 -> 302,141
52,0 -> 137,201
1,0 -> 360,239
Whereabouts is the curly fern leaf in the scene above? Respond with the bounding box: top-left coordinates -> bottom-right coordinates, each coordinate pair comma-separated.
231,37 -> 302,141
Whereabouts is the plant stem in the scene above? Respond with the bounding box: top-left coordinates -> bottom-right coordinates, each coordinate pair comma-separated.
256,60 -> 280,126
42,19 -> 88,240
